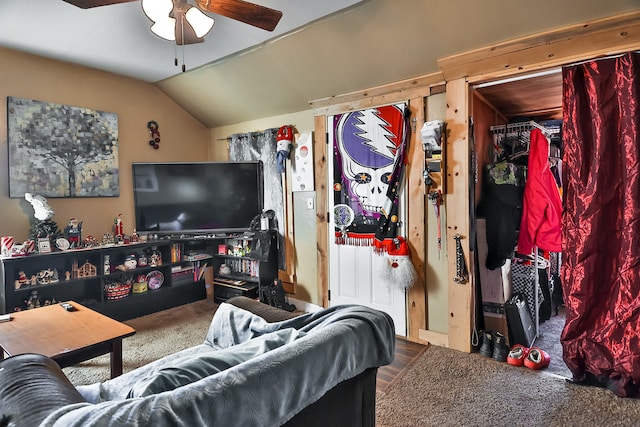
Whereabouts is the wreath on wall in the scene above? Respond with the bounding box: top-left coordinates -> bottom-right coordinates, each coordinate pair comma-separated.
148,121 -> 160,149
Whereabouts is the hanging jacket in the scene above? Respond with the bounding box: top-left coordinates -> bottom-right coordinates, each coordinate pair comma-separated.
479,162 -> 525,269
517,128 -> 562,255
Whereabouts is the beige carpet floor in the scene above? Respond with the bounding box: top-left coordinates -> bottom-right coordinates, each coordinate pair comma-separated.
63,299 -> 216,386
375,345 -> 640,426
63,301 -> 640,426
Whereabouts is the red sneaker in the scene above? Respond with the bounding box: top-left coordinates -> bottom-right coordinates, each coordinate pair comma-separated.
524,347 -> 551,370
506,344 -> 529,366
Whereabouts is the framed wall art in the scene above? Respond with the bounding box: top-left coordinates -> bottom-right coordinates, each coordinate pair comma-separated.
7,96 -> 119,198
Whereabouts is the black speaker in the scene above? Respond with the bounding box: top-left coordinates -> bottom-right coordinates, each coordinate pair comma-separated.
505,293 -> 536,347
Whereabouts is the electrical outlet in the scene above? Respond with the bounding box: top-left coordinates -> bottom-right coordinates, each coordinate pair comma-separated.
306,197 -> 314,210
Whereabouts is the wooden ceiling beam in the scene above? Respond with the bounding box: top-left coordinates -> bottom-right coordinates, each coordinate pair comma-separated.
438,11 -> 640,83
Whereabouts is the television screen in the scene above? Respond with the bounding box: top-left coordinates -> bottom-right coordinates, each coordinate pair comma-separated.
132,161 -> 263,235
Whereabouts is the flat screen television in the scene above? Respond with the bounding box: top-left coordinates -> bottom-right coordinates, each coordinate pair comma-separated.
132,161 -> 264,235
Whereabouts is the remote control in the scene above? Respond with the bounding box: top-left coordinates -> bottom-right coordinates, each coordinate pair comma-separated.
60,302 -> 76,312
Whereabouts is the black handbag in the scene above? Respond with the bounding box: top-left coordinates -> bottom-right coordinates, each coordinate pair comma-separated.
505,293 -> 536,347
249,231 -> 273,262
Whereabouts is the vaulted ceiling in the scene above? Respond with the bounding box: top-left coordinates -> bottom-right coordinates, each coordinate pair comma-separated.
1,0 -> 638,127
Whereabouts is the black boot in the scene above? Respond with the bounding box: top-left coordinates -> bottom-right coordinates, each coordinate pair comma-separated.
492,331 -> 509,362
479,330 -> 493,358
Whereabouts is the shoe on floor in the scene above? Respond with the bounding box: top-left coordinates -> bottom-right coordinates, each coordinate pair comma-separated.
506,344 -> 529,366
492,332 -> 509,362
524,347 -> 551,370
479,330 -> 493,358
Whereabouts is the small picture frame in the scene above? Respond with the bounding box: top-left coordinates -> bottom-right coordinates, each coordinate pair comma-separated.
38,238 -> 52,254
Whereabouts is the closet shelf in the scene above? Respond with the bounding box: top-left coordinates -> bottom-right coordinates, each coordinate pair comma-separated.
490,120 -> 562,163
489,120 -> 560,136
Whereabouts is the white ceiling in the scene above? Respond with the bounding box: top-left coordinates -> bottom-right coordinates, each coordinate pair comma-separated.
0,0 -> 364,82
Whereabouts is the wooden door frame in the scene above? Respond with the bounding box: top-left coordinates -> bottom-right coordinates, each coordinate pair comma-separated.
311,74 -> 445,342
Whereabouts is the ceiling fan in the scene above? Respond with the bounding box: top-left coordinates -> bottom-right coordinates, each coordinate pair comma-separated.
63,0 -> 283,45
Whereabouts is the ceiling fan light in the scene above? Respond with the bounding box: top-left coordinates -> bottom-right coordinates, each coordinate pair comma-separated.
150,18 -> 177,41
185,7 -> 215,38
141,0 -> 173,22
142,0 -> 176,41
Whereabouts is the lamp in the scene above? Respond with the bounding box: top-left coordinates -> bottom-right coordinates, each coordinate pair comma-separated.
142,0 -> 214,44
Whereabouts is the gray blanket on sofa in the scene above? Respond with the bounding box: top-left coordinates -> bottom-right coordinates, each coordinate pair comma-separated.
40,302 -> 395,427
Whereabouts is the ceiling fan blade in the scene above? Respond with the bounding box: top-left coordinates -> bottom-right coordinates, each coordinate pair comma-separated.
62,0 -> 137,8
196,0 -> 282,32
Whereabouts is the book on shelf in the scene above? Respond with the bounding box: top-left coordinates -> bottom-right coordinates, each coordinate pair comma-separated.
170,244 -> 182,263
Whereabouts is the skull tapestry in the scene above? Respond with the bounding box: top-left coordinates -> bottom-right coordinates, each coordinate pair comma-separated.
332,103 -> 410,251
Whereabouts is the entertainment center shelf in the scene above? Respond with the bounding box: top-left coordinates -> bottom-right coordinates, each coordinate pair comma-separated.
211,231 -> 278,303
0,232 -> 278,321
0,239 -> 210,321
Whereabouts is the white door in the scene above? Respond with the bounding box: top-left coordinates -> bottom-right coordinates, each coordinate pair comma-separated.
327,112 -> 407,336
328,241 -> 407,336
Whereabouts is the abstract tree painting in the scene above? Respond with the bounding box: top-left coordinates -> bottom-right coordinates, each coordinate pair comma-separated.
7,96 -> 119,198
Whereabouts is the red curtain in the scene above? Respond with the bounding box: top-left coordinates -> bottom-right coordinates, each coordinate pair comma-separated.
561,51 -> 640,397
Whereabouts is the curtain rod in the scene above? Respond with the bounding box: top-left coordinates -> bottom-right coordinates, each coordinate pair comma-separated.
475,51 -> 640,91
473,68 -> 561,89
215,124 -> 296,142
565,50 -> 640,68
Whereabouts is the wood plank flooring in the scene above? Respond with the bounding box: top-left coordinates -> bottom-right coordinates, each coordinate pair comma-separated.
377,338 -> 428,393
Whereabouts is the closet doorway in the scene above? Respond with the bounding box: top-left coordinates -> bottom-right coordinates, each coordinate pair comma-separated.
471,68 -> 570,378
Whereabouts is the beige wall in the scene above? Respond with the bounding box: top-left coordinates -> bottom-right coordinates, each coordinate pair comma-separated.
0,48 -> 210,243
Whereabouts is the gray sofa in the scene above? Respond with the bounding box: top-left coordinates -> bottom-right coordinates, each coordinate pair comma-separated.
0,297 -> 395,427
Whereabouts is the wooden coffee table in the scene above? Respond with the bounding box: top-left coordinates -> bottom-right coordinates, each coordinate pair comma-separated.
0,301 -> 135,378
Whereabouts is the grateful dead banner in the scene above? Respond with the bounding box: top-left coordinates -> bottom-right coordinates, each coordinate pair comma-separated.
332,103 -> 410,250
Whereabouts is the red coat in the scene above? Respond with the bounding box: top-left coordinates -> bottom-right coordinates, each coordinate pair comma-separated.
517,128 -> 562,255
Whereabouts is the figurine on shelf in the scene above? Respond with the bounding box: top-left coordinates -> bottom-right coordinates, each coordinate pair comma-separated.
104,255 -> 111,275
133,274 -> 148,294
36,268 -> 58,285
36,270 -> 49,285
15,271 -> 29,289
25,193 -> 63,245
123,254 -> 137,270
137,253 -> 148,267
64,217 -> 83,248
102,232 -> 115,246
24,193 -> 54,221
219,264 -> 231,276
26,290 -> 40,310
149,247 -> 162,266
83,235 -> 98,248
10,240 -> 34,257
114,214 -> 124,239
